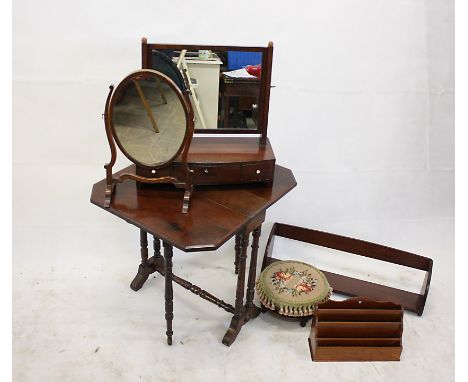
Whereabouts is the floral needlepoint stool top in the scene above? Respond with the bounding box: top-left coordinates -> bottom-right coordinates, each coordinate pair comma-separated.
256,260 -> 332,317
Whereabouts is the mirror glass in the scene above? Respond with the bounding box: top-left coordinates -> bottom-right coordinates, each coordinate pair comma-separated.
151,48 -> 263,131
111,71 -> 188,167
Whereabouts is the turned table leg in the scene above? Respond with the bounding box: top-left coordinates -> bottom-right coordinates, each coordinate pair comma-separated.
130,229 -> 150,291
234,234 -> 241,274
140,230 -> 149,265
163,242 -> 174,345
244,225 -> 262,319
222,232 -> 249,346
153,236 -> 162,260
131,231 -> 163,291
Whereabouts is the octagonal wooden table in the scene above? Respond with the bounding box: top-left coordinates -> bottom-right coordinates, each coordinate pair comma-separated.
90,164 -> 296,346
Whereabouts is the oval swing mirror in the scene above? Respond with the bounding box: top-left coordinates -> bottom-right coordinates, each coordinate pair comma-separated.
103,69 -> 194,213
110,69 -> 191,168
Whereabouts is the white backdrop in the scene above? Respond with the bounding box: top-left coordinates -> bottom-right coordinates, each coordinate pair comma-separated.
13,1 -> 454,381
13,0 -> 454,227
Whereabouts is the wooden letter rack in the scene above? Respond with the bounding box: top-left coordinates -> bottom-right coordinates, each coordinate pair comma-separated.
308,297 -> 403,362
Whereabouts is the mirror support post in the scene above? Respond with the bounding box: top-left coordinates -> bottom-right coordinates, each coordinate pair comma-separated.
180,90 -> 195,214
141,37 -> 149,69
259,42 -> 273,147
103,85 -> 116,208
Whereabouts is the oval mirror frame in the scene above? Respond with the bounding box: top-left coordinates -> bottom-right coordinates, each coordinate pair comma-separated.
109,69 -> 193,170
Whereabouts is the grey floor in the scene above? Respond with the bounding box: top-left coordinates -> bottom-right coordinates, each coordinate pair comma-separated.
13,164 -> 454,382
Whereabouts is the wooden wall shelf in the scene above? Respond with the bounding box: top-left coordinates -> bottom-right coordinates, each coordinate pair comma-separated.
308,297 -> 403,362
261,223 -> 433,316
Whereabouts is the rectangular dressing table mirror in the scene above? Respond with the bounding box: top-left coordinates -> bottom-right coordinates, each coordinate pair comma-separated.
140,38 -> 276,186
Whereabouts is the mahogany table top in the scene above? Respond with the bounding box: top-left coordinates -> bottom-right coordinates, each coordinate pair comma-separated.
90,164 -> 296,252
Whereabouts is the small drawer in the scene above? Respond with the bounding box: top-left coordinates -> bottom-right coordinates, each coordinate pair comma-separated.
241,162 -> 274,183
136,166 -> 174,179
191,164 -> 241,185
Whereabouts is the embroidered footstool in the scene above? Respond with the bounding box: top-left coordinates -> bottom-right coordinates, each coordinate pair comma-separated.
256,260 -> 332,317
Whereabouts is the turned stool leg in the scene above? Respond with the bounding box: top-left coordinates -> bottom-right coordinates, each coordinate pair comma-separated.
163,242 -> 174,345
299,317 -> 311,327
234,234 -> 241,274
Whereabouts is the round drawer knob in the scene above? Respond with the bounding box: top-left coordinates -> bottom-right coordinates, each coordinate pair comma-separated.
256,169 -> 261,174
151,170 -> 156,174
204,168 -> 209,174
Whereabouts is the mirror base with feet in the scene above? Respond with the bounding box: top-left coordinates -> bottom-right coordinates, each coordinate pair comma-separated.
135,137 -> 275,186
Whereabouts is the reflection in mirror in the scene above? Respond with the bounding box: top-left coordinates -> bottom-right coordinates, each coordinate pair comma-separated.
151,49 -> 262,130
112,72 -> 187,167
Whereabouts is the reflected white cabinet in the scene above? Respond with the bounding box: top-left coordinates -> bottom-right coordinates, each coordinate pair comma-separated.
184,56 -> 222,129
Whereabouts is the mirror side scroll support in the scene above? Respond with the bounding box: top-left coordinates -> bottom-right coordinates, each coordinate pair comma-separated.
180,89 -> 195,214
103,84 -> 116,208
259,41 -> 273,147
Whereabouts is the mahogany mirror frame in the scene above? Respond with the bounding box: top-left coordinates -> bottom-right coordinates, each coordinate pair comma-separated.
141,37 -> 273,146
103,69 -> 195,213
